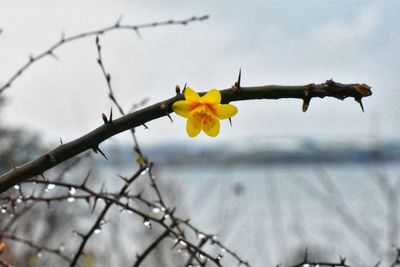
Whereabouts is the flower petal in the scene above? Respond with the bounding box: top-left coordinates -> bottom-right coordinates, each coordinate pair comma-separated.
172,100 -> 192,118
186,116 -> 202,137
201,89 -> 221,105
216,104 -> 238,119
202,116 -> 220,137
184,87 -> 200,101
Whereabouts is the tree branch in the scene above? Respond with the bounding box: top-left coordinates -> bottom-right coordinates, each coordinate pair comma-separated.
0,80 -> 371,193
0,15 -> 209,94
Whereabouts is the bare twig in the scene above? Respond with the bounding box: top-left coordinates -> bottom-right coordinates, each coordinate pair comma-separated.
1,234 -> 72,263
0,15 -> 209,94
69,164 -> 147,266
132,230 -> 169,267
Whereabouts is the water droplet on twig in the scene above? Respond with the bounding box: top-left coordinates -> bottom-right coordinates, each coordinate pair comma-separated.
143,219 -> 151,228
46,183 -> 56,191
197,233 -> 206,239
69,187 -> 76,195
152,207 -> 161,213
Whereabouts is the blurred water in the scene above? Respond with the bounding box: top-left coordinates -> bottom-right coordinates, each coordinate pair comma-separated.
147,161 -> 400,267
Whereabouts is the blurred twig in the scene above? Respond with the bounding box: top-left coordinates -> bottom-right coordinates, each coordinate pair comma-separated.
0,15 -> 209,95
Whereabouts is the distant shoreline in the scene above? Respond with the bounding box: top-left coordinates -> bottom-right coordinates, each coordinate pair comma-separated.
99,141 -> 400,166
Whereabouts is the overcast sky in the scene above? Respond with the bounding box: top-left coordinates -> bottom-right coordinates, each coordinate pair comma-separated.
0,1 -> 399,147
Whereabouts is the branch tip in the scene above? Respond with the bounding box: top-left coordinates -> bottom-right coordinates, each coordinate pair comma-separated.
175,84 -> 181,95
102,113 -> 108,123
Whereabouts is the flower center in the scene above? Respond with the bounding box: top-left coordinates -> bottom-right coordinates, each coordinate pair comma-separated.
192,105 -> 214,124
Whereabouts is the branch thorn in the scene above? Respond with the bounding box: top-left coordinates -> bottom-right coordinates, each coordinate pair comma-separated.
232,68 -> 241,92
355,97 -> 365,112
115,14 -> 123,27
237,68 -> 241,88
92,146 -> 108,160
182,82 -> 187,94
302,98 -> 310,112
40,173 -> 48,182
48,51 -> 59,61
109,107 -> 113,122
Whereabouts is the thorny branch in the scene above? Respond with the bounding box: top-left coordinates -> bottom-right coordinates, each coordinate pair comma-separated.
0,80 -> 372,193
1,164 -> 249,266
1,234 -> 71,263
132,230 -> 169,267
0,15 -> 209,94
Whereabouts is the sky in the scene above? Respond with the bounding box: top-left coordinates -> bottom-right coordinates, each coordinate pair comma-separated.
0,0 -> 399,148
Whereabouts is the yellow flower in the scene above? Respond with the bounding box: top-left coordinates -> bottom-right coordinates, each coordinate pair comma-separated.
172,87 -> 238,137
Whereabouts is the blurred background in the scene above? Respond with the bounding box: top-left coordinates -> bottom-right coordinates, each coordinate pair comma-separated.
0,1 -> 400,266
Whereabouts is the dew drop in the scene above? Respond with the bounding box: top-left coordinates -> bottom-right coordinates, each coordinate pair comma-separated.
67,197 -> 75,203
59,244 -> 65,252
143,219 -> 151,228
69,187 -> 76,195
140,168 -> 149,175
94,228 -> 101,234
16,197 -> 23,204
152,207 -> 161,213
14,185 -> 20,190
37,251 -> 43,258
121,208 -> 133,214
197,233 -> 206,239
1,208 -> 7,214
46,183 -> 56,190
199,253 -> 205,260
179,240 -> 187,247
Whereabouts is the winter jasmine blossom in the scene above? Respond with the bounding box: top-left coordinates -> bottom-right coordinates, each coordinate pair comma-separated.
172,87 -> 237,137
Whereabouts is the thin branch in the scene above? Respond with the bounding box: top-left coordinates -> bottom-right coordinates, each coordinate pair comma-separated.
1,234 -> 71,263
69,164 -> 147,266
0,15 -> 209,94
132,230 -> 169,267
95,36 -> 125,116
0,80 -> 371,193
